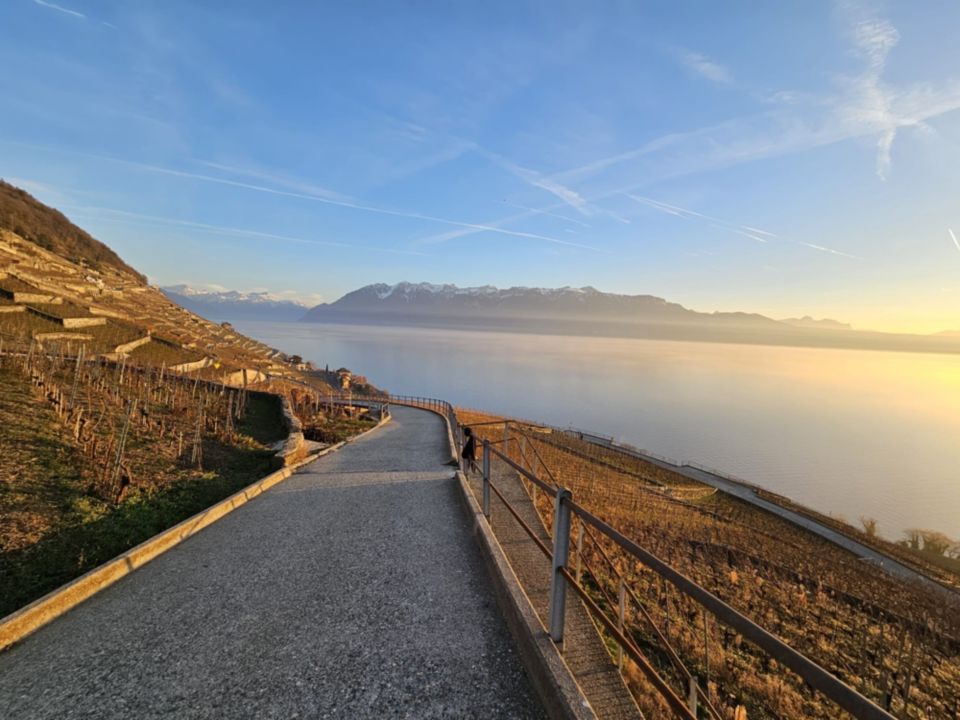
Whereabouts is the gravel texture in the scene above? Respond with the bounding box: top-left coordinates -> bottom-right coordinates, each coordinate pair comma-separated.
0,406 -> 544,719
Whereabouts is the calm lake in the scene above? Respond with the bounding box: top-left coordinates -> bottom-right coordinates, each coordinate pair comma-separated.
235,320 -> 960,541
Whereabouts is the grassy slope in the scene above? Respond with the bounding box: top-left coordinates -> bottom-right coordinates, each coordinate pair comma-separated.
0,378 -> 282,618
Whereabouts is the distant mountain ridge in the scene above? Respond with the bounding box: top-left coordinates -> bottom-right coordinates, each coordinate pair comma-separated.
304,281 -> 782,327
301,281 -> 960,356
780,316 -> 852,331
162,284 -> 309,322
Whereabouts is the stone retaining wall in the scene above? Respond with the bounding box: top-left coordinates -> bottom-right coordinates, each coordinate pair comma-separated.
114,335 -> 152,354
61,317 -> 107,329
88,306 -> 131,320
222,367 -> 267,387
168,357 -> 211,373
7,292 -> 61,304
273,395 -> 306,467
34,332 -> 94,344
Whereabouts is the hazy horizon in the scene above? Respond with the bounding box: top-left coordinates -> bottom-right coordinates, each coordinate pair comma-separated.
170,278 -> 960,336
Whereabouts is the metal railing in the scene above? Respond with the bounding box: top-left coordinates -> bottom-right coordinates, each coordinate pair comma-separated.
382,394 -> 462,453
329,392 -> 464,457
559,427 -> 681,466
471,429 -> 895,720
317,396 -> 895,718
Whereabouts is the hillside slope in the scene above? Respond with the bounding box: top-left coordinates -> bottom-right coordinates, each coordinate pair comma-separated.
0,181 -> 144,281
0,184 -> 372,618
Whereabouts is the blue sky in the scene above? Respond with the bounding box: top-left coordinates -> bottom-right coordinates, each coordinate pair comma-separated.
2,1 -> 959,332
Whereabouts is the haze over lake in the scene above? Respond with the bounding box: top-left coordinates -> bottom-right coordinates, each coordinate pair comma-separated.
236,320 -> 960,542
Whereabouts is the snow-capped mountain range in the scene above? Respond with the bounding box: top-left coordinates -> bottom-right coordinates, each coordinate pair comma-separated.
300,281 -> 960,354
302,281 -> 783,328
161,284 -> 310,322
162,281 -> 960,354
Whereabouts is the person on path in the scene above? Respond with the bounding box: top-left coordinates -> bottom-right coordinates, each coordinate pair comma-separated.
461,426 -> 477,473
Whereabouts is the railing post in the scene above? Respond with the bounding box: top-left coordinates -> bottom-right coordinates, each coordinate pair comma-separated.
575,519 -> 584,584
482,440 -> 491,519
618,579 -> 626,669
549,488 -> 572,643
688,677 -> 698,716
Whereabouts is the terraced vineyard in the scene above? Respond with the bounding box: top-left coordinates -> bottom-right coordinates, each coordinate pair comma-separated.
0,344 -> 288,617
457,410 -> 960,719
0,186 -> 360,620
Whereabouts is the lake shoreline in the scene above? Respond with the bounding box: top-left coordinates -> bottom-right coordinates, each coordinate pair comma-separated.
300,314 -> 960,357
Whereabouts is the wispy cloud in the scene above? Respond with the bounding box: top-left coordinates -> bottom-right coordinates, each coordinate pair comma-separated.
502,202 -> 590,228
16,142 -> 598,252
483,151 -> 635,226
198,160 -> 352,202
735,230 -> 769,244
675,49 -> 732,85
796,241 -> 857,259
32,0 -> 84,19
138,161 -> 602,250
949,228 -> 960,253
481,150 -> 591,214
742,225 -> 777,239
521,171 -> 589,212
625,194 -> 858,258
527,8 -> 957,194
840,9 -> 901,179
63,205 -> 428,257
413,219 -> 602,252
627,194 -> 776,240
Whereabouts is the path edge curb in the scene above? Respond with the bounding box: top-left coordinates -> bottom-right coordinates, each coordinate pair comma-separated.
0,412 -> 392,653
454,470 -> 597,720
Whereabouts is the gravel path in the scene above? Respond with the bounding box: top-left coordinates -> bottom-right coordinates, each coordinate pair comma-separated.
0,406 -> 544,719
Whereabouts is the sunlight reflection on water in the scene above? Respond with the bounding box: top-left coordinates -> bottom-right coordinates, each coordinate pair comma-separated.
236,321 -> 960,541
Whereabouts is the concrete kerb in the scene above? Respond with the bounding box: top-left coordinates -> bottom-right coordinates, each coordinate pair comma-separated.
0,412 -> 392,653
454,471 -> 596,720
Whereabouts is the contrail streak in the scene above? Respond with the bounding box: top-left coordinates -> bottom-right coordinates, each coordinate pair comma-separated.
63,205 -> 428,257
4,140 -> 597,252
949,228 -> 960,252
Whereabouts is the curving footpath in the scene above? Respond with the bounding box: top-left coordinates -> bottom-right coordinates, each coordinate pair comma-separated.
0,406 -> 544,719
